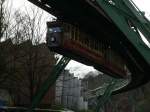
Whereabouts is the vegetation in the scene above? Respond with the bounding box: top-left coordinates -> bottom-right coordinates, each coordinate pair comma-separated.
0,0 -> 56,106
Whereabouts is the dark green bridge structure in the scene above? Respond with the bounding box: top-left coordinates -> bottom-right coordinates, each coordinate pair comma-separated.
26,0 -> 150,111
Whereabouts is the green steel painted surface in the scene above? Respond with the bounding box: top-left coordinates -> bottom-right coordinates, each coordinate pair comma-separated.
28,57 -> 70,111
96,0 -> 150,64
96,79 -> 117,112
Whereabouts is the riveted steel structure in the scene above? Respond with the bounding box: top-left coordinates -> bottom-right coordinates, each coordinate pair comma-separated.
28,0 -> 150,92
26,0 -> 150,110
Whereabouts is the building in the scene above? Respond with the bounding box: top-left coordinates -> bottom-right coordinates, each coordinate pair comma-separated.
55,70 -> 88,110
0,39 -> 56,107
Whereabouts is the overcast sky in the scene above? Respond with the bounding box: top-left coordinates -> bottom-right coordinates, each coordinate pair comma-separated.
10,0 -> 150,78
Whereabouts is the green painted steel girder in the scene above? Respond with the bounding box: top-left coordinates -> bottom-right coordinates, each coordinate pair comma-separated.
96,0 -> 150,65
96,79 -> 117,112
28,56 -> 70,111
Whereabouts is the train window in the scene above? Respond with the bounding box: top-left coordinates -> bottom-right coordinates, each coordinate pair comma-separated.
75,27 -> 78,41
48,27 -> 62,33
71,26 -> 74,40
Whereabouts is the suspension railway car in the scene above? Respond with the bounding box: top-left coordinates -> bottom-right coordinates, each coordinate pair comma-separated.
46,21 -> 128,78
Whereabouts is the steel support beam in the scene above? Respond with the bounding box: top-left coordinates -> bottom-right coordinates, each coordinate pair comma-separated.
96,0 -> 150,64
28,56 -> 70,111
96,79 -> 117,112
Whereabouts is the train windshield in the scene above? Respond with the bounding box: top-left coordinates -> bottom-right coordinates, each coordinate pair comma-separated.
48,27 -> 62,33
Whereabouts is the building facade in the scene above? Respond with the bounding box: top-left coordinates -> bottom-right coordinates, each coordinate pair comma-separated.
55,70 -> 88,110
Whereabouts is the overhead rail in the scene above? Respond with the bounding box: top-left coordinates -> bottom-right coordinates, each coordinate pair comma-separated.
28,0 -> 150,93
85,78 -> 130,99
95,0 -> 150,64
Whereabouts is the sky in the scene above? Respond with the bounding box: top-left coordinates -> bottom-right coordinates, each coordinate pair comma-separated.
10,0 -> 150,78
132,0 -> 150,13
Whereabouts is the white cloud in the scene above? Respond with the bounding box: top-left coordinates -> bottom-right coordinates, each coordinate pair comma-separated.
12,0 -> 26,9
66,60 -> 98,78
56,54 -> 99,78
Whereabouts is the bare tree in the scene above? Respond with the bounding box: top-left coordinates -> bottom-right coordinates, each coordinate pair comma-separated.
10,6 -> 50,44
0,0 -> 10,84
0,2 -> 56,106
0,0 -> 5,41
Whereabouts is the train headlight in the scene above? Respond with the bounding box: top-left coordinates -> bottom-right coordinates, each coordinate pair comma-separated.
50,37 -> 56,42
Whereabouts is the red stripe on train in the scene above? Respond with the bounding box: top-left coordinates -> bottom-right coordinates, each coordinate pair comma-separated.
63,39 -> 127,77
